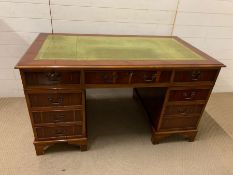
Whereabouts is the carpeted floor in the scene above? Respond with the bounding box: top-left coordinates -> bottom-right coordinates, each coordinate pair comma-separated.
0,90 -> 232,175
206,92 -> 233,138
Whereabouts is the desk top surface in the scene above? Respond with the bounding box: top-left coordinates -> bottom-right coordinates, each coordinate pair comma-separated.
36,35 -> 203,61
16,33 -> 224,69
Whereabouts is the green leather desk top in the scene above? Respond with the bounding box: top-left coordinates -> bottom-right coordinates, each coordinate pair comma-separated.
35,35 -> 205,61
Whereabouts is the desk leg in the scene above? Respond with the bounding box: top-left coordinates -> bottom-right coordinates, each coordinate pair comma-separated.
80,145 -> 88,151
151,133 -> 170,144
151,130 -> 198,144
33,138 -> 88,155
34,144 -> 45,155
68,138 -> 88,151
34,142 -> 54,156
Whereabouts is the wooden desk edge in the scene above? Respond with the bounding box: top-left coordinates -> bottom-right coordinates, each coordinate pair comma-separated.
15,33 -> 225,69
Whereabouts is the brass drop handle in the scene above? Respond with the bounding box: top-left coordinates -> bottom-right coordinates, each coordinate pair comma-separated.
129,72 -> 134,77
143,73 -> 157,82
183,91 -> 196,100
48,97 -> 63,105
53,114 -> 65,122
55,129 -> 66,136
47,72 -> 61,81
128,72 -> 134,83
191,70 -> 201,81
178,109 -> 187,115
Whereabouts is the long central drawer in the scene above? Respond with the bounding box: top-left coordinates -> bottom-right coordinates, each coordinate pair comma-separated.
85,70 -> 172,85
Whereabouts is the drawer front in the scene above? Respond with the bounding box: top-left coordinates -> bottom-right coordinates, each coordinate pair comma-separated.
85,71 -> 116,84
173,69 -> 218,83
164,104 -> 204,116
28,92 -> 82,107
24,71 -> 81,86
168,89 -> 210,102
35,125 -> 83,140
85,70 -> 172,84
159,117 -> 199,130
116,71 -> 131,84
131,70 -> 171,84
32,110 -> 83,124
85,71 -> 132,84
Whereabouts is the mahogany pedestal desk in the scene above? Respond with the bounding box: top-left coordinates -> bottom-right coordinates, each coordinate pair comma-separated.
15,34 -> 224,155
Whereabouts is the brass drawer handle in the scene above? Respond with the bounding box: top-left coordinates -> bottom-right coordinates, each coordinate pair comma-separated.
55,129 -> 66,136
183,91 -> 196,100
53,114 -> 65,122
128,72 -> 134,77
47,72 -> 61,81
191,70 -> 201,81
178,109 -> 188,115
48,97 -> 63,105
143,73 -> 157,82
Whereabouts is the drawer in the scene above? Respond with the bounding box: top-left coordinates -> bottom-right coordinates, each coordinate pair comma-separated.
85,71 -> 118,84
85,70 -> 172,84
131,70 -> 171,84
159,116 -> 199,130
32,109 -> 83,125
173,69 -> 218,83
28,90 -> 82,108
85,71 -> 132,84
168,89 -> 210,102
35,125 -> 83,140
24,70 -> 81,86
164,104 -> 204,116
